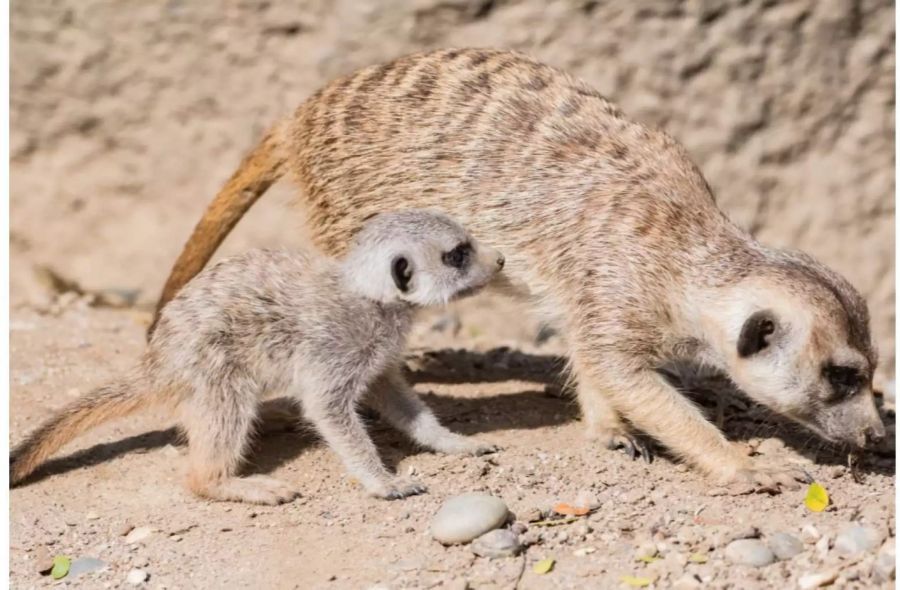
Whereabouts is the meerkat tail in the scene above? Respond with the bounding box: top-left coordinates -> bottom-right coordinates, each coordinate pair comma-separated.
149,124 -> 289,336
10,370 -> 153,485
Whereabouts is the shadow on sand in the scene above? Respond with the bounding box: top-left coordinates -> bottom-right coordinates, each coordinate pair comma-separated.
12,347 -> 894,486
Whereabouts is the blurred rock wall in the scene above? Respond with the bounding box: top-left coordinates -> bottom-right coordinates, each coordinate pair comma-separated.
10,0 -> 895,373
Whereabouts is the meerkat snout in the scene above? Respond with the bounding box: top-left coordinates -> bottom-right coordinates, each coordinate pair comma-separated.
344,209 -> 504,306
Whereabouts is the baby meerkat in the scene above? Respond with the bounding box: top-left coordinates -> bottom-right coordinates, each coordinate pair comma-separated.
153,48 -> 884,490
11,210 -> 505,504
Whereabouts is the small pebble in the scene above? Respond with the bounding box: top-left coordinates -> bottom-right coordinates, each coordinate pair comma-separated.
798,569 -> 838,589
573,546 -> 596,557
815,535 -> 831,559
768,532 -> 803,560
724,539 -> 775,567
834,524 -> 883,556
431,493 -> 509,545
672,574 -> 702,590
69,557 -> 108,578
521,507 -> 543,523
872,538 -> 895,582
471,529 -> 522,558
707,487 -> 728,497
85,512 -> 100,521
32,545 -> 53,574
126,569 -> 149,585
800,524 -> 821,544
118,523 -> 136,537
634,541 -> 658,560
124,527 -> 153,545
620,489 -> 645,504
574,489 -> 600,510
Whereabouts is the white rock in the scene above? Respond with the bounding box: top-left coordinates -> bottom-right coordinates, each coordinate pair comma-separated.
672,574 -> 702,590
834,524 -> 883,556
124,526 -> 153,545
470,529 -> 521,558
126,569 -> 149,585
873,538 -> 895,581
800,524 -> 821,544
724,539 -> 775,567
431,493 -> 509,545
798,570 -> 838,589
768,532 -> 803,560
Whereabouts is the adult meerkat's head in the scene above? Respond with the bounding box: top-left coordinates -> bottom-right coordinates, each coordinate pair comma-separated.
708,252 -> 885,449
342,209 -> 505,306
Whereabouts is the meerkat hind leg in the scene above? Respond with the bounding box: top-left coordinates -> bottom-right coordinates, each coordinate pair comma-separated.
304,386 -> 426,500
366,370 -> 498,456
182,387 -> 299,505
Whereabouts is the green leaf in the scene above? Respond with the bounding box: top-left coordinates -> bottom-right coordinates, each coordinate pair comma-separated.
804,482 -> 830,512
620,574 -> 654,587
533,558 -> 555,574
50,556 -> 71,580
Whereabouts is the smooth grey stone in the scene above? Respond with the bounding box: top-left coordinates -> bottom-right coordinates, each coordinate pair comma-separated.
768,532 -> 804,560
725,539 -> 775,567
69,557 -> 108,578
431,493 -> 509,545
471,529 -> 522,558
834,524 -> 883,556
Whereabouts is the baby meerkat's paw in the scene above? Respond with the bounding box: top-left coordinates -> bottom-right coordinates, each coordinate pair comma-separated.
370,477 -> 428,500
430,434 -> 499,456
725,463 -> 813,493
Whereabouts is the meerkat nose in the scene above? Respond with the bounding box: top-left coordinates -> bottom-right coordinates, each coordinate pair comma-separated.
864,422 -> 886,446
496,255 -> 505,269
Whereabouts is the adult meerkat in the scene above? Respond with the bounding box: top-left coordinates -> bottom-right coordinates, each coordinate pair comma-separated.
12,210 -> 504,504
153,48 -> 885,489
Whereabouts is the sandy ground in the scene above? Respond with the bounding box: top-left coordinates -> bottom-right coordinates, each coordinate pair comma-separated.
9,1 -> 896,588
8,295 -> 896,589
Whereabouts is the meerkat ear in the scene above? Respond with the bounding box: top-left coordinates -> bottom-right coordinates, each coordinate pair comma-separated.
738,310 -> 777,357
391,256 -> 413,292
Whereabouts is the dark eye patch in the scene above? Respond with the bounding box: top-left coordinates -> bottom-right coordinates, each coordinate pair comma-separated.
442,242 -> 472,269
823,364 -> 865,403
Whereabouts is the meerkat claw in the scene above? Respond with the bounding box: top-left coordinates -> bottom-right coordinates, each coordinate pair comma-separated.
606,434 -> 653,463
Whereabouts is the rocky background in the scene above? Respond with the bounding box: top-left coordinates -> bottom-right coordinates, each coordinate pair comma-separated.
10,0 -> 896,375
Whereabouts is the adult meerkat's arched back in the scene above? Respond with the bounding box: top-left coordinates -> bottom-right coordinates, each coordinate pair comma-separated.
153,48 -> 884,487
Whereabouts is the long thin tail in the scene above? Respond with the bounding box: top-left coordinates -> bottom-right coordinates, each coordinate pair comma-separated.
149,123 -> 289,337
10,369 -> 152,484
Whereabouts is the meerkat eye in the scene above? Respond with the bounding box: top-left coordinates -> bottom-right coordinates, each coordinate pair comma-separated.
442,242 -> 472,269
823,365 -> 864,402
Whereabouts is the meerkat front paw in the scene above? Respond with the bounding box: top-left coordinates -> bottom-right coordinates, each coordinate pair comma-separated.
587,425 -> 653,462
724,463 -> 813,493
369,477 -> 428,500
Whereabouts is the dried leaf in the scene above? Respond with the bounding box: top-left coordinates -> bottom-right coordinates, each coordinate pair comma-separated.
553,502 -> 590,516
50,556 -> 71,580
688,552 -> 708,563
533,558 -> 555,574
804,482 -> 830,512
620,574 -> 654,587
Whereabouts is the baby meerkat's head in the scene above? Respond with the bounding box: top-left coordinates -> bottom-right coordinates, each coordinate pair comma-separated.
716,253 -> 885,450
342,209 -> 505,306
